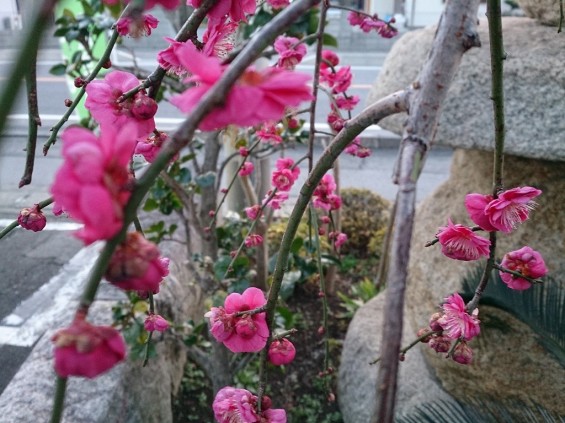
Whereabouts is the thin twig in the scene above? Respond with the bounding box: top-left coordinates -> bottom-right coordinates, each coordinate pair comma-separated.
0,0 -> 58,139
20,48 -> 41,188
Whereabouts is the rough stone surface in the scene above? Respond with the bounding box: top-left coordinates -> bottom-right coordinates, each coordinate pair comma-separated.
338,291 -> 453,423
367,17 -> 565,161
0,238 -> 203,423
406,149 -> 565,415
517,0 -> 561,25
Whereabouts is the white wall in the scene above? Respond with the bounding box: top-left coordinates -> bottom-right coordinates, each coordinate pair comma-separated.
369,0 -> 395,19
0,0 -> 21,30
405,0 -> 444,28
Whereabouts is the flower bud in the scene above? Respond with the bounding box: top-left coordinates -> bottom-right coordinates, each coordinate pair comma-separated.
268,338 -> 296,366
74,77 -> 85,88
144,314 -> 169,332
239,147 -> 249,157
429,335 -> 451,353
131,95 -> 158,120
18,204 -> 47,232
451,342 -> 473,365
64,98 -> 73,107
429,312 -> 444,332
102,59 -> 112,69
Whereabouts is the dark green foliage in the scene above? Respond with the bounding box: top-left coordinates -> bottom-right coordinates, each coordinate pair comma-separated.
397,397 -> 565,423
340,188 -> 390,258
461,267 -> 565,365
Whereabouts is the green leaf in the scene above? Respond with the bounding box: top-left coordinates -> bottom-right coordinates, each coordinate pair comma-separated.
290,237 -> 304,255
53,27 -> 70,37
143,197 -> 159,212
195,171 -> 216,188
322,33 -> 338,47
49,63 -> 67,76
65,29 -> 81,42
280,270 -> 301,301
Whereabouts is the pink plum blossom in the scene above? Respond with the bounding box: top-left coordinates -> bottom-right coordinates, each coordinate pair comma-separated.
144,314 -> 170,332
105,0 -> 179,9
85,70 -> 157,137
274,36 -> 307,69
134,131 -> 172,163
320,66 -> 352,94
205,287 -> 269,353
50,125 -> 136,244
320,50 -> 339,70
245,204 -> 262,220
428,334 -> 451,353
257,123 -> 283,144
347,11 -> 366,26
344,137 -> 371,158
333,232 -> 348,249
485,186 -> 542,233
116,14 -> 158,37
436,219 -> 491,261
335,94 -> 360,111
157,37 -> 188,76
239,162 -> 255,176
263,190 -> 289,210
499,246 -> 547,290
18,204 -> 46,232
187,0 -> 256,23
465,193 -> 497,232
266,0 -> 290,9
272,169 -> 296,191
268,338 -> 296,366
202,18 -> 238,58
170,43 -> 312,131
52,317 -> 126,378
327,110 -> 346,132
213,386 -> 287,423
275,157 -> 300,180
313,174 -> 342,211
437,293 -> 480,341
245,234 -> 263,248
105,232 -> 169,293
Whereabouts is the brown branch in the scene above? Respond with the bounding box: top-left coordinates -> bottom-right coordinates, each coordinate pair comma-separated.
372,1 -> 482,421
20,48 -> 41,188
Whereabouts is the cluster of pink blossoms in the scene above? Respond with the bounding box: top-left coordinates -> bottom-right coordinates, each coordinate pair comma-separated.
419,293 -> 480,365
206,287 -> 269,353
435,186 -> 547,290
213,386 -> 286,423
116,13 -> 158,37
347,12 -> 398,38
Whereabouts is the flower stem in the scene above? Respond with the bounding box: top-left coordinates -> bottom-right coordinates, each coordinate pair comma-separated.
49,376 -> 67,423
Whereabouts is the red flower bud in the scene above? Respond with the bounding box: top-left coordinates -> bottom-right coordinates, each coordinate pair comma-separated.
131,95 -> 158,120
18,204 -> 46,232
74,77 -> 85,88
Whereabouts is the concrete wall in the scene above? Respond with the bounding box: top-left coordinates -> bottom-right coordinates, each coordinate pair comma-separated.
0,0 -> 21,31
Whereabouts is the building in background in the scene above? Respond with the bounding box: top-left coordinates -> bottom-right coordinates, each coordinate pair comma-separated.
0,0 -> 21,31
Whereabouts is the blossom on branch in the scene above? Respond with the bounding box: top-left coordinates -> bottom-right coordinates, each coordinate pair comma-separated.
144,314 -> 170,332
268,338 -> 296,366
499,246 -> 547,290
18,204 -> 46,232
274,36 -> 307,69
170,43 -> 312,131
436,219 -> 490,261
116,14 -> 158,37
51,125 -> 136,244
52,317 -> 126,378
205,287 -> 269,353
466,186 -> 542,233
105,232 -> 170,293
239,162 -> 255,176
188,0 -> 255,23
212,386 -> 286,423
85,71 -> 157,137
485,186 -> 542,233
437,293 -> 480,341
